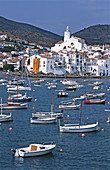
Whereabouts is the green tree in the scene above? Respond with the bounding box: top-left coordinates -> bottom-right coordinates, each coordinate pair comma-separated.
3,64 -> 14,72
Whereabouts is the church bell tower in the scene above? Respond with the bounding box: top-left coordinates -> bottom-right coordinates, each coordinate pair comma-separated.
64,26 -> 70,42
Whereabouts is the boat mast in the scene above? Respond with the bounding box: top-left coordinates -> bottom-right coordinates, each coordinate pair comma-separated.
1,98 -> 2,115
79,100 -> 82,128
17,76 -> 18,103
52,92 -> 54,114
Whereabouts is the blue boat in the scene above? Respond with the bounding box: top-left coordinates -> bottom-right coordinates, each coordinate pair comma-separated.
12,95 -> 32,102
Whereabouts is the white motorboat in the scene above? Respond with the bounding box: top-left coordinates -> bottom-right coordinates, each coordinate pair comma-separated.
11,143 -> 56,157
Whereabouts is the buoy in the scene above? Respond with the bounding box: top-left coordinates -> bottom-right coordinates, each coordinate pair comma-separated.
67,115 -> 69,117
81,134 -> 85,137
63,120 -> 65,123
9,128 -> 12,131
98,126 -> 100,130
101,129 -> 104,131
60,149 -> 62,152
35,99 -> 37,101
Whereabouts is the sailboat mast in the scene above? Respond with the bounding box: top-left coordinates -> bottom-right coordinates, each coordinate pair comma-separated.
79,100 -> 82,128
17,76 -> 18,103
1,98 -> 2,115
52,92 -> 54,114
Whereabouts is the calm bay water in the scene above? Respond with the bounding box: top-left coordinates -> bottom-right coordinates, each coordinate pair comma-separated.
0,75 -> 110,170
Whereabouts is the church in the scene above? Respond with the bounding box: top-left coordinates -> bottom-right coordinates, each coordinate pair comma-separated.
51,26 -> 86,52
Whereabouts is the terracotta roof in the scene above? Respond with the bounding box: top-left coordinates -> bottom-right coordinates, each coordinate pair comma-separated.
15,38 -> 24,41
56,40 -> 63,44
39,55 -> 53,59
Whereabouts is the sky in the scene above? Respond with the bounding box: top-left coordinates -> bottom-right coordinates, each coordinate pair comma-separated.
0,0 -> 110,36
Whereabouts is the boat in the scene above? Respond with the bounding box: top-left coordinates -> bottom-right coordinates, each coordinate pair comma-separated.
93,86 -> 100,90
61,80 -> 78,86
8,93 -> 23,100
74,96 -> 85,101
32,112 -> 63,119
0,98 -> 13,122
107,87 -> 110,91
30,116 -> 57,124
93,81 -> 103,86
32,93 -> 63,119
8,78 -> 25,85
7,85 -> 31,92
59,120 -> 99,133
83,92 -> 105,98
105,110 -> 110,123
59,103 -> 80,110
11,143 -> 56,157
64,86 -> 76,91
10,94 -> 32,102
59,101 -> 99,133
57,91 -> 68,97
0,102 -> 28,110
84,99 -> 105,104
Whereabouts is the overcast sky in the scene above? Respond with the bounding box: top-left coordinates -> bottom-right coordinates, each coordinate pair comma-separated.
0,0 -> 110,35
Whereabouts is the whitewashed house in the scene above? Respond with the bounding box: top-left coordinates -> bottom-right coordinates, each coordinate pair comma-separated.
26,54 -> 54,74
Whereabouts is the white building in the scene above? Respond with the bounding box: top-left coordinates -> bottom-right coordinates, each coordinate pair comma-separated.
51,26 -> 86,52
26,54 -> 54,74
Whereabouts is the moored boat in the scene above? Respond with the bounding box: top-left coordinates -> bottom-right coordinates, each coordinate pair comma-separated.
11,143 -> 56,157
0,102 -> 28,109
59,121 -> 99,133
59,104 -> 80,110
0,98 -> 13,122
84,99 -> 105,104
59,100 -> 99,133
57,91 -> 68,97
64,86 -> 76,91
30,116 -> 57,124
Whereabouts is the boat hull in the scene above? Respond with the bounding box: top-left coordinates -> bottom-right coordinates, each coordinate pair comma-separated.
59,122 -> 99,133
84,99 -> 105,104
12,144 -> 56,157
0,103 -> 28,110
59,104 -> 80,110
30,117 -> 57,124
0,115 -> 13,122
13,97 -> 32,102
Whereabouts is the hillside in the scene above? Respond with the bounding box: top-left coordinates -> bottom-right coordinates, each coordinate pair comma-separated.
72,25 -> 110,44
0,16 -> 110,46
0,16 -> 62,47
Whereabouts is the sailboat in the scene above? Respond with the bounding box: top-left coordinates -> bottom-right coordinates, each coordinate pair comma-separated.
30,104 -> 57,124
0,98 -> 13,122
32,93 -> 63,119
59,100 -> 99,133
8,76 -> 32,102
